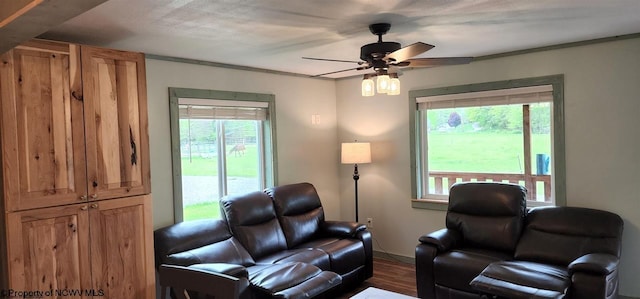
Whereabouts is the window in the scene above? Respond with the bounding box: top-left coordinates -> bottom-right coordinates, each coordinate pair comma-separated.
409,76 -> 565,210
169,88 -> 277,222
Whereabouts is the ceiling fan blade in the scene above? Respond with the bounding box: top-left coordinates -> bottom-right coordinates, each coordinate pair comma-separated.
401,57 -> 473,67
311,65 -> 370,77
303,57 -> 364,65
388,65 -> 402,75
385,42 -> 434,63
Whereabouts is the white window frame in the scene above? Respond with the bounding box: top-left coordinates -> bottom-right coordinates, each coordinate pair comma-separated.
169,88 -> 277,222
409,75 -> 566,210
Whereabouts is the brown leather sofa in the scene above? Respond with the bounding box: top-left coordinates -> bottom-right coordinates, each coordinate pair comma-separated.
415,182 -> 624,299
155,182 -> 373,299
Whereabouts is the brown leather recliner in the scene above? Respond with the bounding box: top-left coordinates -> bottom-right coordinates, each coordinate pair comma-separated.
415,182 -> 624,299
265,182 -> 373,288
416,182 -> 527,299
470,206 -> 624,299
155,182 -> 372,299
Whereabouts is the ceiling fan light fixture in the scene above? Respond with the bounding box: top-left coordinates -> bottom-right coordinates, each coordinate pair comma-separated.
376,74 -> 390,93
362,77 -> 375,96
387,77 -> 400,95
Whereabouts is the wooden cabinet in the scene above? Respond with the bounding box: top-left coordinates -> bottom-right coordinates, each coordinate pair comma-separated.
0,40 -> 87,211
81,45 -> 150,201
0,40 -> 150,211
0,40 -> 154,298
6,196 -> 153,298
88,196 -> 154,298
6,203 -> 91,294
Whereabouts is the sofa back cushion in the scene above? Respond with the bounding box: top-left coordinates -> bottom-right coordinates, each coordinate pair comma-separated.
446,182 -> 527,252
221,191 -> 288,259
265,182 -> 325,248
515,206 -> 623,266
154,219 -> 255,267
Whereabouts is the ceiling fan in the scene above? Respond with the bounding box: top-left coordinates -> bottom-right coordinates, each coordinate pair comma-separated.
303,23 -> 473,78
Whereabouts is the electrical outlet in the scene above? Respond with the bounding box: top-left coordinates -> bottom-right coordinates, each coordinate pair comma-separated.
366,217 -> 373,228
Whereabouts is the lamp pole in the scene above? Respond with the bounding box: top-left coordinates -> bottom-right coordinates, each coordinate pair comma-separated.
341,141 -> 371,224
353,163 -> 360,222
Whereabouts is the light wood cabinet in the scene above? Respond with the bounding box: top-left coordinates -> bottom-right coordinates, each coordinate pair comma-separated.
6,203 -> 92,296
0,40 -> 150,211
6,196 -> 153,299
81,45 -> 150,201
0,40 -> 154,298
88,196 -> 154,298
0,40 -> 87,211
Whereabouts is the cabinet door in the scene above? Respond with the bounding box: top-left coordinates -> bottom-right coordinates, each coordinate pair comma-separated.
81,46 -> 150,201
0,40 -> 87,211
88,195 -> 155,299
6,203 -> 91,296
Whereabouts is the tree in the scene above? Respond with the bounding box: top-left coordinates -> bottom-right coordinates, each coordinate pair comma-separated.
448,111 -> 462,128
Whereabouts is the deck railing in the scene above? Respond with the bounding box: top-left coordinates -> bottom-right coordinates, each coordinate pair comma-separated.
429,171 -> 552,202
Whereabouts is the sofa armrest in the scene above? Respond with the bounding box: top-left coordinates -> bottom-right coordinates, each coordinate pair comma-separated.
568,253 -> 619,276
321,220 -> 367,238
189,263 -> 249,279
159,264 -> 250,299
418,228 -> 461,252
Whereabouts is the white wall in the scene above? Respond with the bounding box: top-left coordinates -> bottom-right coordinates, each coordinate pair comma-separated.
146,60 -> 342,229
335,37 -> 640,297
145,37 -> 640,297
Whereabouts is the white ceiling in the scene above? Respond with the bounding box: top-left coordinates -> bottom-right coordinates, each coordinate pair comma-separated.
40,0 -> 640,78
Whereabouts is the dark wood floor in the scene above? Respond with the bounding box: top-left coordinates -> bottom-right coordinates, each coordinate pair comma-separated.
338,257 -> 418,298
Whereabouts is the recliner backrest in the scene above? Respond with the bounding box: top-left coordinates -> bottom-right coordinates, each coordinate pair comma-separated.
154,219 -> 255,267
446,182 -> 527,252
515,206 -> 624,266
220,191 -> 288,259
265,182 -> 325,248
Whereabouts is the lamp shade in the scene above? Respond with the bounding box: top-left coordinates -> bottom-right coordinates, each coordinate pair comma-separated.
387,77 -> 400,95
376,75 -> 390,93
341,142 -> 371,164
361,78 -> 375,96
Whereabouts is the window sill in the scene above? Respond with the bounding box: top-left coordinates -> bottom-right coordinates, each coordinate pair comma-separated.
411,199 -> 448,211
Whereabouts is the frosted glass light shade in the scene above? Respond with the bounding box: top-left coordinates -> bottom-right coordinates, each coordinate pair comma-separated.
376,75 -> 390,93
387,78 -> 400,95
341,142 -> 371,164
361,79 -> 375,96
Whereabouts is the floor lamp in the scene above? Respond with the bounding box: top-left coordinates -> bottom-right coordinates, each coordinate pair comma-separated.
341,142 -> 371,223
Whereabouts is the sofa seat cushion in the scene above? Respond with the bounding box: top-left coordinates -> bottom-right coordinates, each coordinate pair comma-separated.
434,247 -> 512,293
247,262 -> 341,298
256,248 -> 331,271
273,271 -> 341,299
471,261 -> 570,299
295,238 -> 365,275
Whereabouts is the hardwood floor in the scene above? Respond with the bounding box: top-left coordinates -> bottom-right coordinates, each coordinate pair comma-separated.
338,257 -> 418,298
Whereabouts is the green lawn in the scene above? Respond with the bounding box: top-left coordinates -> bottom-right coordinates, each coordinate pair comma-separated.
181,144 -> 258,177
181,132 -> 552,220
181,144 -> 257,221
183,201 -> 220,221
428,132 -> 551,173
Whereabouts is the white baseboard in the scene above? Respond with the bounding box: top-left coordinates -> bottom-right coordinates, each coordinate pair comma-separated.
373,250 -> 414,264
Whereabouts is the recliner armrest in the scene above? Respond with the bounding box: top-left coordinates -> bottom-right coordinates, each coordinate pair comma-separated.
321,220 -> 367,238
159,264 -> 250,299
189,263 -> 249,279
418,228 -> 461,252
568,253 -> 619,276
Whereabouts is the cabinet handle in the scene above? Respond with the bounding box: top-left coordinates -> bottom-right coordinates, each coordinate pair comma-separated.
90,194 -> 98,200
80,195 -> 88,201
80,206 -> 88,211
90,204 -> 98,209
